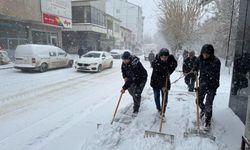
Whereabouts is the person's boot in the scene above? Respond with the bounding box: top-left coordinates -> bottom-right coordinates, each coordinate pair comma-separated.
205,118 -> 211,130
132,110 -> 138,117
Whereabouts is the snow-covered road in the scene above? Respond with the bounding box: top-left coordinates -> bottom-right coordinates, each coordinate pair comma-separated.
0,58 -> 245,150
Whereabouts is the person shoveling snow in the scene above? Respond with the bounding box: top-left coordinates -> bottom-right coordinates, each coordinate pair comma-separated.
185,44 -> 221,140
120,51 -> 148,117
144,48 -> 177,143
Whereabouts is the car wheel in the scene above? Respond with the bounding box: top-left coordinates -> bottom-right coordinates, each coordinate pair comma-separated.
109,61 -> 113,68
40,63 -> 48,73
67,60 -> 73,68
97,65 -> 102,72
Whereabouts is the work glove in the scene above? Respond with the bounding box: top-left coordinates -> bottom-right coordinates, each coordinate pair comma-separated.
121,88 -> 125,94
162,87 -> 168,93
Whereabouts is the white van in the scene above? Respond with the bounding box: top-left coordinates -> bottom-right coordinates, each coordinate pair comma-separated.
14,44 -> 74,72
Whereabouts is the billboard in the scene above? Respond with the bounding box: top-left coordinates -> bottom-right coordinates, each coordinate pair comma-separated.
43,13 -> 72,28
41,0 -> 72,28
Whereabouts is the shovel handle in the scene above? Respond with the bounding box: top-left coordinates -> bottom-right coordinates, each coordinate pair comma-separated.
111,93 -> 123,125
159,75 -> 169,132
195,75 -> 200,130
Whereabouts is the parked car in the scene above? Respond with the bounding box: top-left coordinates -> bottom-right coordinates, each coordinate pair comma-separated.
14,44 -> 74,72
110,49 -> 123,59
0,50 -> 11,65
110,49 -> 132,59
74,51 -> 113,72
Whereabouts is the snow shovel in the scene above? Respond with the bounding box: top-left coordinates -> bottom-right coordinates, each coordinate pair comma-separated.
111,93 -> 124,125
144,75 -> 175,143
97,93 -> 124,129
183,75 -> 216,141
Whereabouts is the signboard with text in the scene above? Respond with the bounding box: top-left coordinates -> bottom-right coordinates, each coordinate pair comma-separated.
43,13 -> 72,28
41,0 -> 72,28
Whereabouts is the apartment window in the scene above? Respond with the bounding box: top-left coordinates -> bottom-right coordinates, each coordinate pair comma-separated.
114,23 -> 120,33
107,20 -> 113,30
84,6 -> 91,23
72,6 -> 84,23
72,6 -> 91,23
90,7 -> 105,26
73,6 -> 105,26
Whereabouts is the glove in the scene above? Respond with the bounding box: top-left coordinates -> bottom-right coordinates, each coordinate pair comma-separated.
124,77 -> 128,82
162,87 -> 168,93
121,88 -> 125,94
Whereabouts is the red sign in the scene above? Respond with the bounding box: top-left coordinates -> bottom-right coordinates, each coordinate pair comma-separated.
43,13 -> 58,26
42,13 -> 72,28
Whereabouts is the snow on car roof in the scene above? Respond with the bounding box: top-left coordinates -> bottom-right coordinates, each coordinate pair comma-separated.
86,51 -> 105,54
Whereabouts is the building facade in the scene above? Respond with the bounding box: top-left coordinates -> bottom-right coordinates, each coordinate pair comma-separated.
62,0 -> 111,53
106,14 -> 122,50
229,0 -> 250,124
120,26 -> 132,49
106,0 -> 144,50
0,0 -> 72,59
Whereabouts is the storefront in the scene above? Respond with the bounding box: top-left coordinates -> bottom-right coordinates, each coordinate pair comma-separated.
62,31 -> 108,53
0,18 -> 62,60
229,0 -> 250,124
63,4 -> 108,53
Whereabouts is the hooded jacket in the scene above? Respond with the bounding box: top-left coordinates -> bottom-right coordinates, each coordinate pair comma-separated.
121,56 -> 148,90
150,54 -> 177,89
193,44 -> 221,89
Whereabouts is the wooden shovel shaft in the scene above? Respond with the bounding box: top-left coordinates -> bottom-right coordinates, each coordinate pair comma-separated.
196,76 -> 200,130
111,93 -> 123,125
159,76 -> 169,132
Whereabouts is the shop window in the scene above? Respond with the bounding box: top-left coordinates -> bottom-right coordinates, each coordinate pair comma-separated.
0,38 -> 8,49
9,39 -> 18,50
19,39 -> 28,45
32,31 -> 48,45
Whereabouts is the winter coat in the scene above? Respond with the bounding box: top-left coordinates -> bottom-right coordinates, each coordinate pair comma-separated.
78,48 -> 84,56
148,52 -> 155,62
150,54 -> 177,89
183,50 -> 189,60
122,56 -> 148,90
183,56 -> 197,78
193,51 -> 221,90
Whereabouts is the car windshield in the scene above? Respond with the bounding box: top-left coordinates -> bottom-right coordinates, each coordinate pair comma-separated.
83,53 -> 101,58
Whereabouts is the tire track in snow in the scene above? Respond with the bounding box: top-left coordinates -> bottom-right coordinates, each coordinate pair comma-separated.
0,68 -> 118,117
0,69 -> 121,150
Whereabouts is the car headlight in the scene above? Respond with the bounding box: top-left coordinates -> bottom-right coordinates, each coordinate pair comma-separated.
91,63 -> 98,65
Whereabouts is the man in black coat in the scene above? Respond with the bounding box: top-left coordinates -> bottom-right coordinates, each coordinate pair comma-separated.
148,51 -> 155,67
193,44 -> 221,128
78,47 -> 84,58
183,51 -> 197,92
121,51 -> 148,116
150,48 -> 177,115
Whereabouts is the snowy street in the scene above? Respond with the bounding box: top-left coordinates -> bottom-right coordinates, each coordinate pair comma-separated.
0,58 -> 245,150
